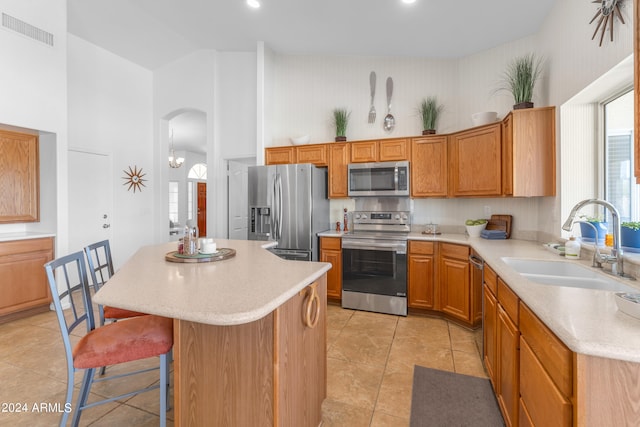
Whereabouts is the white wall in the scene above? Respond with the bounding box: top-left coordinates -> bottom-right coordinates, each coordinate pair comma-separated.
67,34 -> 154,268
0,0 -> 68,254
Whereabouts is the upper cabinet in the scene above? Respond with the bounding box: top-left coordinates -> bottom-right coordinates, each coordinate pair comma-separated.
502,107 -> 556,197
295,144 -> 328,166
411,136 -> 447,197
265,146 -> 296,165
350,138 -> 410,163
328,143 -> 350,198
448,123 -> 502,197
0,129 -> 39,223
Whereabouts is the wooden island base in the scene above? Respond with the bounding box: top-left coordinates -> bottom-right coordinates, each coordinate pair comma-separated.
174,277 -> 327,427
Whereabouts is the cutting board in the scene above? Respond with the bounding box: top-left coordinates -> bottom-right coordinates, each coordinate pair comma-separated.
486,214 -> 512,239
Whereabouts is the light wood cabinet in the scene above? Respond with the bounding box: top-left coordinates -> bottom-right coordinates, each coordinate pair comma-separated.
296,143 -> 327,166
497,278 -> 520,427
379,138 -> 410,161
408,241 -> 436,309
0,129 -> 39,223
328,143 -> 350,198
519,302 -> 573,427
350,140 -> 378,163
175,278 -> 327,426
483,280 -> 498,388
438,243 -> 471,323
265,146 -> 296,165
502,107 -> 556,197
0,237 -> 54,322
320,237 -> 342,300
448,123 -> 502,197
411,136 -> 448,197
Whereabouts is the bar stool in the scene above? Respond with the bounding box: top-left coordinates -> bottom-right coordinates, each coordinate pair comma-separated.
44,251 -> 173,427
84,240 -> 147,326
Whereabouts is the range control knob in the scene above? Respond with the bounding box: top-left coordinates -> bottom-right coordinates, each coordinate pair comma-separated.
401,214 -> 408,220
355,214 -> 361,219
395,214 -> 400,220
361,214 -> 368,220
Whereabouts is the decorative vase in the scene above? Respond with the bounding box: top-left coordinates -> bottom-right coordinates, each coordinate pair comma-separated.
621,227 -> 640,248
335,136 -> 346,142
513,102 -> 534,110
422,129 -> 436,135
579,221 -> 607,243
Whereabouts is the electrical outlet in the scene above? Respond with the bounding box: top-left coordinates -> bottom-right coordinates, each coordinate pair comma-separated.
484,205 -> 492,218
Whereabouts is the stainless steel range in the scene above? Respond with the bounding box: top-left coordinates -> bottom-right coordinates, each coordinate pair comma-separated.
342,198 -> 411,316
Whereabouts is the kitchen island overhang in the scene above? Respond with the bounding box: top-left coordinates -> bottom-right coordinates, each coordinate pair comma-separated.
94,239 -> 331,427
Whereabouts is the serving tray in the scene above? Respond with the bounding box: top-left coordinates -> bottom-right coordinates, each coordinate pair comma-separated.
165,248 -> 236,263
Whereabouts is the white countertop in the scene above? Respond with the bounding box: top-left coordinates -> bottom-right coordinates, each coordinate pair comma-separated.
321,230 -> 640,363
0,231 -> 56,242
93,240 -> 331,326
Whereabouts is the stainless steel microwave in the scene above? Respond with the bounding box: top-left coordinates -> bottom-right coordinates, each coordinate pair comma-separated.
348,161 -> 410,197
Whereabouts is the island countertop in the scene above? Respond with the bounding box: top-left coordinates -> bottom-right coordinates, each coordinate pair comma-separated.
93,240 -> 332,326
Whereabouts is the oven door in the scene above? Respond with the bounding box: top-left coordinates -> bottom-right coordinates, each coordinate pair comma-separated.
341,239 -> 407,297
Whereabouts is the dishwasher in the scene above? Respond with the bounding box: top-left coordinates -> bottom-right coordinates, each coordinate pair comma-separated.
468,250 -> 484,356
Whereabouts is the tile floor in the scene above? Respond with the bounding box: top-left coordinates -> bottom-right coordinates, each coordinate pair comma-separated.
0,304 -> 485,426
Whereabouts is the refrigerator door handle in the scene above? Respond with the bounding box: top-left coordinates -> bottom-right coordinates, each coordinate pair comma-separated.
272,174 -> 279,241
276,174 -> 283,240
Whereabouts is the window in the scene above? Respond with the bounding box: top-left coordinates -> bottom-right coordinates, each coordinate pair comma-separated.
169,181 -> 179,225
188,163 -> 207,180
604,90 -> 635,222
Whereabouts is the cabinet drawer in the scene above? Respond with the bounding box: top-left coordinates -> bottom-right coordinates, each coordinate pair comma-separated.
484,264 -> 497,295
408,241 -> 434,255
497,278 -> 519,325
439,242 -> 469,260
519,303 -> 572,396
320,237 -> 341,251
0,237 -> 54,257
520,337 -> 572,426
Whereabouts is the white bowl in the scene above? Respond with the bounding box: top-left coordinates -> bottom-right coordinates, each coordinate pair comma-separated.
471,112 -> 498,127
466,223 -> 487,237
290,135 -> 310,145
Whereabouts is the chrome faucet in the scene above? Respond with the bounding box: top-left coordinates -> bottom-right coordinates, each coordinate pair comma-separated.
562,198 -> 631,279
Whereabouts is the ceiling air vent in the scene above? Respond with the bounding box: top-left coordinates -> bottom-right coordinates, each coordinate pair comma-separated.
2,13 -> 54,47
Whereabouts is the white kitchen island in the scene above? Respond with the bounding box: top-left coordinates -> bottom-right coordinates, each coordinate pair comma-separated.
94,240 -> 331,427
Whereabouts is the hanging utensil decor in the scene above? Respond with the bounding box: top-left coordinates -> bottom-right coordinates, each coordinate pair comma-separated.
368,71 -> 376,123
383,77 -> 395,132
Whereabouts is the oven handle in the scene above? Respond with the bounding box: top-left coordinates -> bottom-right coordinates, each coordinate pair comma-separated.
342,240 -> 407,254
469,254 -> 484,270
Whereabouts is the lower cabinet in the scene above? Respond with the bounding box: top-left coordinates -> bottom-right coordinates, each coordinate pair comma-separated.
439,243 -> 472,323
407,241 -> 435,309
483,262 -> 574,427
319,237 -> 342,300
0,237 -> 54,322
175,279 -> 327,426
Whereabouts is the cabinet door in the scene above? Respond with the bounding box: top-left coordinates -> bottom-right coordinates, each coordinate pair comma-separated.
276,280 -> 327,426
320,237 -> 342,300
439,244 -> 471,323
483,285 -> 498,389
0,129 -> 39,223
265,146 -> 296,165
350,140 -> 378,163
411,136 -> 448,197
296,144 -> 327,166
448,123 -> 502,196
379,138 -> 409,161
408,254 -> 435,309
502,115 -> 514,195
497,305 -> 520,427
0,238 -> 53,318
328,143 -> 350,198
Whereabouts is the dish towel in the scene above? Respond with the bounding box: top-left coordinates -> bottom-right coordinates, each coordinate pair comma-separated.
481,229 -> 507,239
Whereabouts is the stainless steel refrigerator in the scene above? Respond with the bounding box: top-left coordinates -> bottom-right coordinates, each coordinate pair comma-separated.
248,163 -> 329,261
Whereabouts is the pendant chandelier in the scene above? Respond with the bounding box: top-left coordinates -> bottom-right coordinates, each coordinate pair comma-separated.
168,129 -> 184,169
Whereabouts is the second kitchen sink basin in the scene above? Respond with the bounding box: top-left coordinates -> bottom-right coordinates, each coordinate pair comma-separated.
501,257 -> 637,292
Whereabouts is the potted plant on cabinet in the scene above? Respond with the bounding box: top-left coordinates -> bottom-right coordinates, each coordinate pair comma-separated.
418,97 -> 443,135
579,215 -> 607,243
621,222 -> 640,248
499,53 -> 543,110
332,108 -> 350,142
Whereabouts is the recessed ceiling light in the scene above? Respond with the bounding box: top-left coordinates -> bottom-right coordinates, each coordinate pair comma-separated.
247,0 -> 260,8
402,0 -> 416,4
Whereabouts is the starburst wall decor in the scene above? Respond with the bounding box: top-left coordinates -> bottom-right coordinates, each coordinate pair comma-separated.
122,165 -> 147,193
590,0 -> 625,46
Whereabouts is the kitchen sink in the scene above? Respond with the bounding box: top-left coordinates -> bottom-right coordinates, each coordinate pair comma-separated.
501,257 -> 637,292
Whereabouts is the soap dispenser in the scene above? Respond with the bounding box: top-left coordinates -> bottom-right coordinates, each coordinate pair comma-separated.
565,236 -> 581,259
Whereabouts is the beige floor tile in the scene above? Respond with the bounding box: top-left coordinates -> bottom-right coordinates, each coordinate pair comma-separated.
86,401 -> 173,427
370,410 -> 409,427
453,350 -> 488,378
374,364 -> 414,420
322,399 -> 373,427
388,338 -> 455,374
343,310 -> 399,339
327,357 -> 385,411
328,328 -> 393,367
